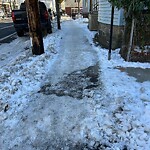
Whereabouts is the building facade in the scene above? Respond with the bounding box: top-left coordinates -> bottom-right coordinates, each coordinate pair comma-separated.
65,0 -> 82,17
0,0 -> 19,16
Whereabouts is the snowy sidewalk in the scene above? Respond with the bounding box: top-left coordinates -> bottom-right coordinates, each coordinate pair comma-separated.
44,20 -> 99,84
0,19 -> 104,150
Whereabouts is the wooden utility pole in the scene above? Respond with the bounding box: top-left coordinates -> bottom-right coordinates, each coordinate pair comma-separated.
25,0 -> 44,55
55,0 -> 61,29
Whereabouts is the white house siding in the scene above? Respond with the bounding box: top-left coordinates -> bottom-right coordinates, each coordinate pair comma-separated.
98,0 -> 124,26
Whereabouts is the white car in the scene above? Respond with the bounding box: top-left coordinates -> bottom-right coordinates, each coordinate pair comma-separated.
0,9 -> 5,18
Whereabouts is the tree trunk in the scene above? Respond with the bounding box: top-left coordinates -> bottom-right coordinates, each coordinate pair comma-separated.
25,0 -> 44,55
55,0 -> 61,29
127,18 -> 135,61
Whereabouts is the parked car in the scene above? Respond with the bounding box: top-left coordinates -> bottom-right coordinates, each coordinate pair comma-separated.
0,9 -> 5,18
11,1 -> 52,37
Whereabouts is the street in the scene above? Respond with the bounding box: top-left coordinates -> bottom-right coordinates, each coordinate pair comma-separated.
0,19 -> 17,44
0,19 -> 30,68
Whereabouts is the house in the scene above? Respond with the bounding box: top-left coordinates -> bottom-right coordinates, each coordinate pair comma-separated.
0,0 -> 19,16
85,0 -> 124,49
65,0 -> 82,17
97,0 -> 125,49
82,0 -> 98,18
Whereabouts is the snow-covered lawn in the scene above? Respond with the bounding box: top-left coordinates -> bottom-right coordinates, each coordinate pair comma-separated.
0,17 -> 150,150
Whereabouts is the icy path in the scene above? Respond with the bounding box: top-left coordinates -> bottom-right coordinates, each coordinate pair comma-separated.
46,20 -> 98,84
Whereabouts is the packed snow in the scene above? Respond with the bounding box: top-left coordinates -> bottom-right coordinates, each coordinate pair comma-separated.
0,16 -> 150,150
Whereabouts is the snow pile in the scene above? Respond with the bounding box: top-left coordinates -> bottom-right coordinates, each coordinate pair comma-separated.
0,31 -> 61,115
75,19 -> 150,149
